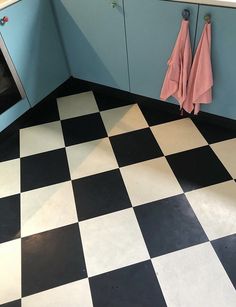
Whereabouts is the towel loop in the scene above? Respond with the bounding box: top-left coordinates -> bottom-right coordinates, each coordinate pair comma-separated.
204,14 -> 211,24
182,9 -> 190,21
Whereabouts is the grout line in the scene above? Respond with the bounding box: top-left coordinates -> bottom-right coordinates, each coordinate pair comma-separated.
122,0 -> 131,92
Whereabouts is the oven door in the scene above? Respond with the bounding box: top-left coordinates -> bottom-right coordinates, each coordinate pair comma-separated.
0,33 -> 26,114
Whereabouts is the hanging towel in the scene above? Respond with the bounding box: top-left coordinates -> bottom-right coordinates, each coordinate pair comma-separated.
183,22 -> 213,115
160,20 -> 192,109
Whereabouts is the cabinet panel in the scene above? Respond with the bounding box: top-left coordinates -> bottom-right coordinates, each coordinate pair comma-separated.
124,0 -> 198,100
53,0 -> 129,91
0,0 -> 69,107
0,98 -> 30,132
196,6 -> 236,120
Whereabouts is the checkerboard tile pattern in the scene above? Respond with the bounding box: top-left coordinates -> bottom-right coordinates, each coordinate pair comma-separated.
0,89 -> 236,306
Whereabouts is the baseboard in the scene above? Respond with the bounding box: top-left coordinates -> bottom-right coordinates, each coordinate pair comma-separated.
70,78 -> 236,130
1,77 -> 235,140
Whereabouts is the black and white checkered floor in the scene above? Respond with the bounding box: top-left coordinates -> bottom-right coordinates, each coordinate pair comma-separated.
0,87 -> 236,307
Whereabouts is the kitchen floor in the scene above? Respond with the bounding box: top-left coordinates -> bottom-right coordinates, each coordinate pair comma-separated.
0,83 -> 236,307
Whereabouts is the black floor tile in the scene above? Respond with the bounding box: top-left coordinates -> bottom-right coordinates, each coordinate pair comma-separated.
22,223 -> 87,297
212,234 -> 236,289
19,97 -> 60,129
166,146 -> 232,192
1,300 -> 21,307
94,92 -> 133,111
135,195 -> 208,258
138,100 -> 181,126
73,169 -> 131,221
61,113 -> 107,146
0,130 -> 19,162
110,128 -> 163,167
21,149 -> 70,192
192,119 -> 236,144
0,195 -> 20,244
90,261 -> 167,307
55,77 -> 92,98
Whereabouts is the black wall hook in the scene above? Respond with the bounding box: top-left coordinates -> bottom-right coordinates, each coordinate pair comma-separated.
182,9 -> 190,21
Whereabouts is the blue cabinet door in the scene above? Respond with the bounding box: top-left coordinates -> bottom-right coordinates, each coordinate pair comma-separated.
0,0 -> 69,107
124,0 -> 198,101
196,6 -> 236,120
52,0 -> 129,91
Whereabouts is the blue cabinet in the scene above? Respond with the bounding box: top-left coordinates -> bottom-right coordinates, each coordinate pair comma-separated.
195,5 -> 236,120
52,0 -> 129,91
0,98 -> 30,132
0,0 -> 69,107
124,0 -> 198,101
0,0 -> 235,130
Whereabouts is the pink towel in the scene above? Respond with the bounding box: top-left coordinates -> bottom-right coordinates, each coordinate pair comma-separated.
183,23 -> 213,115
160,20 -> 192,108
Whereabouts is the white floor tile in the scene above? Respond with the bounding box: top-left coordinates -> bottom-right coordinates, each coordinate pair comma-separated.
79,208 -> 149,277
66,138 -> 118,180
0,239 -> 21,305
21,181 -> 78,237
101,104 -> 148,136
186,180 -> 236,240
120,157 -> 183,206
151,118 -> 208,155
152,242 -> 236,307
22,279 -> 93,307
57,91 -> 99,120
211,139 -> 236,179
0,159 -> 20,198
20,121 -> 65,157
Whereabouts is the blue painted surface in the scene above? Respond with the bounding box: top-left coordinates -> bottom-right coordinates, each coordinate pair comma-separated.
124,0 -> 198,102
0,98 -> 30,132
52,0 -> 129,91
0,0 -> 235,131
0,0 -> 69,107
195,6 -> 236,120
